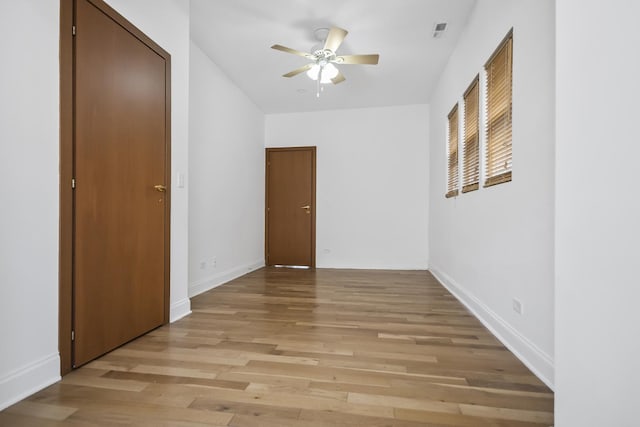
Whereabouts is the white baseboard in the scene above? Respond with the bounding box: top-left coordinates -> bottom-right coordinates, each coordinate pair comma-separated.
189,260 -> 264,298
316,264 -> 430,270
429,265 -> 555,390
170,297 -> 192,323
0,353 -> 61,411
316,260 -> 429,270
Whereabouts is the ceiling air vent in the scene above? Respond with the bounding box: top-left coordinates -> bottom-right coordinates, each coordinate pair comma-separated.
433,22 -> 448,38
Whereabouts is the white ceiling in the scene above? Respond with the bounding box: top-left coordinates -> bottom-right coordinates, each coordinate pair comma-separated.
190,0 -> 476,114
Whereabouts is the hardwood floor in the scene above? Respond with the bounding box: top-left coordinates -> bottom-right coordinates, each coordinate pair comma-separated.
0,268 -> 553,426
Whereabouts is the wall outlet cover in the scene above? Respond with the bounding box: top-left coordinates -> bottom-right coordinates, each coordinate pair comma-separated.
512,298 -> 523,315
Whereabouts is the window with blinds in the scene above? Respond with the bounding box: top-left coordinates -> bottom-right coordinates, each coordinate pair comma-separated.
462,76 -> 480,193
484,29 -> 513,187
446,104 -> 459,198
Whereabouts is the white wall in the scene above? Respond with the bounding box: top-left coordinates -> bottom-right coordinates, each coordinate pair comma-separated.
0,0 -> 61,410
104,0 -> 192,321
428,0 -> 555,387
265,105 -> 430,269
188,42 -> 265,296
555,0 -> 640,425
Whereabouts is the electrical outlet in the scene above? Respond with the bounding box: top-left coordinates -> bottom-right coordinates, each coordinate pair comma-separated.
210,257 -> 217,268
512,298 -> 523,315
199,261 -> 206,270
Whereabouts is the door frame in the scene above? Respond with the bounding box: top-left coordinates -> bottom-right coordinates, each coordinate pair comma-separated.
265,146 -> 316,268
59,0 -> 172,375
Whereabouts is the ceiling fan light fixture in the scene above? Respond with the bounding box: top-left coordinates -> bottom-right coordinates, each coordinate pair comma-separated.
306,63 -> 339,84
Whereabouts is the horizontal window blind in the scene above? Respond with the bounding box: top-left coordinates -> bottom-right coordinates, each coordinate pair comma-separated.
484,30 -> 513,187
446,104 -> 459,198
462,76 -> 479,193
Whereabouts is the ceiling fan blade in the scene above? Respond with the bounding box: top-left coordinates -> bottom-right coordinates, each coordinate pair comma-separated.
331,71 -> 346,84
324,27 -> 348,52
271,44 -> 311,58
282,63 -> 313,78
336,54 -> 380,65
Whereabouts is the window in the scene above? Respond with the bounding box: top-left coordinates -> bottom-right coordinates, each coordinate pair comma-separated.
446,104 -> 459,198
484,29 -> 513,187
462,76 -> 480,193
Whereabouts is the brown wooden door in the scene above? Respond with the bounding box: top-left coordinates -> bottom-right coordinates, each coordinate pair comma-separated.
72,0 -> 170,367
266,147 -> 316,267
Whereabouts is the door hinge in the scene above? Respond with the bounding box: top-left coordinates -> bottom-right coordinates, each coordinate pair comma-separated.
72,25 -> 76,36
71,330 -> 75,341
71,178 -> 76,189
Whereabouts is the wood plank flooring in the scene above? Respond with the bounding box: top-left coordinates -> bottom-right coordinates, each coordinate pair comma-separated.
0,268 -> 554,426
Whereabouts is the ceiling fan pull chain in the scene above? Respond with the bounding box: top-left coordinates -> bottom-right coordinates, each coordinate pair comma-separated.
317,66 -> 323,98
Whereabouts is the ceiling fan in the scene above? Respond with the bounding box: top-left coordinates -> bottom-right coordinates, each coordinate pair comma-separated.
271,26 -> 379,97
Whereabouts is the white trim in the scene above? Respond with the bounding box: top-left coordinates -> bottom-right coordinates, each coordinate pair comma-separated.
189,260 -> 264,298
169,298 -> 192,323
315,263 -> 430,270
0,353 -> 61,411
430,265 -> 555,390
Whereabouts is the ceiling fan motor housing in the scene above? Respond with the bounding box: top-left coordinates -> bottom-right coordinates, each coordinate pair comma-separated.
312,49 -> 337,65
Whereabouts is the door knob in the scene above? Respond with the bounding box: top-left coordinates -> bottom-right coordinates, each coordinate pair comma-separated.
301,205 -> 311,214
154,185 -> 167,192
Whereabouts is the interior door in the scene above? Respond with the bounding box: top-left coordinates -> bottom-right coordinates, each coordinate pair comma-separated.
73,0 -> 170,367
266,147 -> 316,267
